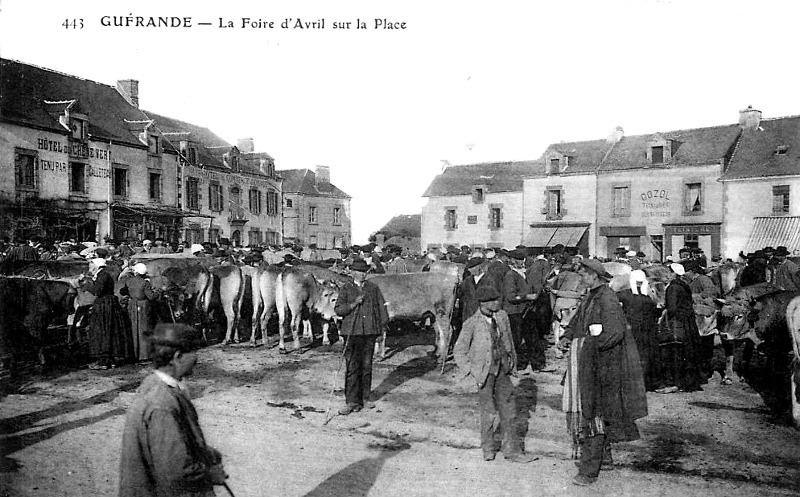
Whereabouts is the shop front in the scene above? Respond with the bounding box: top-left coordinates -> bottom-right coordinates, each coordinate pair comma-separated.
663,223 -> 721,260
525,222 -> 590,255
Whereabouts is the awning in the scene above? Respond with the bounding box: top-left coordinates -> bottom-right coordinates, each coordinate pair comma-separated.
743,216 -> 800,254
524,227 -> 558,247
548,226 -> 587,247
524,226 -> 587,247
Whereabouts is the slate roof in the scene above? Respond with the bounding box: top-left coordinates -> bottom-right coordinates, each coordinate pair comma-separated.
378,214 -> 421,238
422,161 -> 543,197
279,169 -> 351,199
540,139 -> 614,174
599,124 -> 742,172
0,58 -> 149,148
723,115 -> 800,180
144,111 -> 230,170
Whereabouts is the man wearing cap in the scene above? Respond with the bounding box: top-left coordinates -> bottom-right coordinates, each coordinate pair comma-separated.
119,323 -> 228,497
503,250 -> 538,372
455,257 -> 496,349
770,246 -> 800,291
368,246 -> 385,274
335,259 -> 389,415
120,263 -> 158,363
658,262 -> 705,394
85,258 -> 133,370
453,285 -> 537,464
561,258 -> 647,486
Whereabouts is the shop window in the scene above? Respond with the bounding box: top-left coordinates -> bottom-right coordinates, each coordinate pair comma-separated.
15,148 -> 37,190
149,171 -> 162,201
684,182 -> 702,214
308,206 -> 317,224
249,188 -> 262,215
444,208 -> 457,230
186,177 -> 200,210
773,185 -> 790,213
113,167 -> 128,198
69,162 -> 86,194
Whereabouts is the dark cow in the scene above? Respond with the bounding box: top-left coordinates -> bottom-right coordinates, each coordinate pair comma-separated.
365,271 -> 460,370
0,276 -> 77,369
275,267 -> 339,353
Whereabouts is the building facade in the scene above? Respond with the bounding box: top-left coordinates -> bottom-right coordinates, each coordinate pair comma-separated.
279,166 -> 351,249
421,161 -> 540,252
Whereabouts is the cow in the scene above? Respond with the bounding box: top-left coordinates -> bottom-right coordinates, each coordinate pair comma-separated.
785,296 -> 800,429
365,271 -> 460,371
253,264 -> 282,347
275,267 -> 339,353
214,265 -> 245,344
0,276 -> 78,369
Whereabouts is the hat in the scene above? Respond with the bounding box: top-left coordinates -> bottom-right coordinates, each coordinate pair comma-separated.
350,259 -> 370,272
626,250 -> 637,257
133,263 -> 147,275
775,246 -> 791,257
91,258 -> 107,268
426,252 -> 438,261
629,269 -> 650,295
476,285 -> 501,302
466,257 -> 484,269
670,263 -> 685,276
614,246 -> 627,254
636,251 -> 646,258
149,323 -> 198,350
682,259 -> 700,273
142,239 -> 152,245
373,246 -> 382,254
579,259 -> 612,280
509,249 -> 526,260
762,246 -> 775,254
190,243 -> 204,254
484,248 -> 496,259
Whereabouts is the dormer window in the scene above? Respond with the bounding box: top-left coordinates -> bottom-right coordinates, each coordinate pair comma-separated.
549,158 -> 560,174
187,147 -> 197,165
775,145 -> 789,155
472,186 -> 485,203
70,118 -> 87,141
231,155 -> 240,171
651,146 -> 664,164
148,134 -> 159,155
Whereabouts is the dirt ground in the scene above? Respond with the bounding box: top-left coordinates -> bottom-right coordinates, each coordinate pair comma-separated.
1,327 -> 799,497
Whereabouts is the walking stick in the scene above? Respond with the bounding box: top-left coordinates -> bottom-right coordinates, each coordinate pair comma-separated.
322,338 -> 348,426
222,482 -> 236,497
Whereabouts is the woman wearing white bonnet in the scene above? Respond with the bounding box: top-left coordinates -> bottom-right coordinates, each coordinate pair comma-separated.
86,257 -> 133,369
120,262 -> 156,363
617,269 -> 660,391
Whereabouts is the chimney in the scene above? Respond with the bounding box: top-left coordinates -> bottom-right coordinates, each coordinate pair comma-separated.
116,79 -> 139,108
315,165 -> 331,184
606,126 -> 624,144
237,137 -> 255,153
739,105 -> 762,130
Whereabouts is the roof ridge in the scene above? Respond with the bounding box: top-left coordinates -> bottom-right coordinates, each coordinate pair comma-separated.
2,58 -> 117,90
759,114 -> 800,122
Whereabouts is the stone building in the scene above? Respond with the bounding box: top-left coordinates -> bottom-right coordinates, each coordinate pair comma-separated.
721,108 -> 800,258
279,166 -> 351,249
421,161 -> 540,252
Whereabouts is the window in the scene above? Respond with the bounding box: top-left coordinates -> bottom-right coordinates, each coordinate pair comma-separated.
773,185 -> 790,213
209,182 -> 223,212
149,172 -> 162,201
113,167 -> 128,198
69,162 -> 86,194
490,207 -> 502,229
249,189 -> 262,215
549,158 -> 560,174
209,228 -> 220,244
445,208 -> 457,230
15,149 -> 37,190
248,229 -> 262,247
71,119 -> 86,141
231,155 -> 239,171
285,198 -> 293,208
684,182 -> 702,213
148,134 -> 159,155
266,190 -> 278,216
467,215 -> 478,224
472,187 -> 485,203
230,187 -> 241,206
613,185 -> 630,217
187,147 -> 197,165
652,146 -> 664,164
186,177 -> 200,210
546,188 -> 563,220
333,207 -> 341,225
185,225 -> 203,244
308,206 -> 317,224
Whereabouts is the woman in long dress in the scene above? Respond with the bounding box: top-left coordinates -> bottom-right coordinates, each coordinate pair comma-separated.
86,258 -> 133,369
119,262 -> 157,363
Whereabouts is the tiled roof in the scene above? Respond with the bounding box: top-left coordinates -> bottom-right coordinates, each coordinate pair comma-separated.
599,124 -> 741,172
422,161 -> 543,197
0,58 -> 150,148
279,169 -> 351,198
540,140 -> 614,174
723,115 -> 800,180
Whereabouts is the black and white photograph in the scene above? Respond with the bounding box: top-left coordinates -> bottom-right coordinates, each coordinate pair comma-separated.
1,0 -> 799,495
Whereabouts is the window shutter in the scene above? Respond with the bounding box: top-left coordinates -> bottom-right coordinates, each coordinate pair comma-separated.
208,185 -> 212,210
84,164 -> 89,194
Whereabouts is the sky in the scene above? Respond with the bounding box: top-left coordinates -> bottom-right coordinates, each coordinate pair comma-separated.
2,0 -> 800,243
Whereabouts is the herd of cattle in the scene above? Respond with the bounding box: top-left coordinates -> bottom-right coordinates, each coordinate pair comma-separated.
0,254 -> 798,428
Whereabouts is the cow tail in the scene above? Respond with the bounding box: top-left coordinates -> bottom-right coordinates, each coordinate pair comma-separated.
787,296 -> 800,360
196,268 -> 213,315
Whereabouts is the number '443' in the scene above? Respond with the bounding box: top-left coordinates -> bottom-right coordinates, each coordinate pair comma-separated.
63,19 -> 84,29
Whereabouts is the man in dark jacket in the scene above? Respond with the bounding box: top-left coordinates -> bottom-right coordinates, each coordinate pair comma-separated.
561,258 -> 648,486
334,259 -> 389,415
119,323 -> 227,496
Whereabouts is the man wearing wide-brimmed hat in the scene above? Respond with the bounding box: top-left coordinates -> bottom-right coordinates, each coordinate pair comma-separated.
119,323 -> 228,497
770,246 -> 800,291
561,258 -> 647,486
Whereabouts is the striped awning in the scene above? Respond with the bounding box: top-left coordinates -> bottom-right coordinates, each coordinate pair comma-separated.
525,226 -> 587,248
524,227 -> 558,247
742,216 -> 800,254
